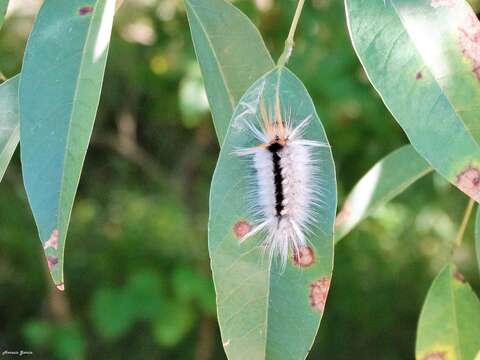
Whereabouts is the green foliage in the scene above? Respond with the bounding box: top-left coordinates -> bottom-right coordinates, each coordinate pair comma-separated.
24,321 -> 86,359
0,0 -> 8,30
336,145 -> 432,242
127,270 -> 165,319
185,0 -> 274,143
90,270 -> 164,339
476,207 -> 480,275
20,0 -> 115,286
152,301 -> 196,347
172,266 -> 216,315
416,264 -> 480,360
1,0 -> 480,359
346,0 -> 480,202
209,67 -> 336,359
91,287 -> 137,339
0,75 -> 18,182
89,267 -> 212,348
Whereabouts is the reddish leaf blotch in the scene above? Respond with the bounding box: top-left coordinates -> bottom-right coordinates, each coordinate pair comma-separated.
459,13 -> 480,80
293,246 -> 315,268
233,220 -> 251,239
309,277 -> 331,313
456,165 -> 480,201
79,5 -> 94,15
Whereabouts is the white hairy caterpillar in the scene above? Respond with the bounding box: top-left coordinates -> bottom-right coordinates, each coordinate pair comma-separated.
235,97 -> 327,269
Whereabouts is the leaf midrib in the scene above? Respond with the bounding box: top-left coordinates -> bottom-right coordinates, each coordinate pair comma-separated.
57,0 -> 102,242
448,266 -> 463,359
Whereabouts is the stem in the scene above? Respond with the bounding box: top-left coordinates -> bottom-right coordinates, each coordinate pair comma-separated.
277,0 -> 306,67
195,317 -> 215,360
453,198 -> 475,249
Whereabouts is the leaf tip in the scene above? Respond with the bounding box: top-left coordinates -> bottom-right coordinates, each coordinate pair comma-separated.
56,283 -> 65,291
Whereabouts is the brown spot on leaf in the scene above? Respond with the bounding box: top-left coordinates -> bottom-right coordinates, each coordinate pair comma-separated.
46,256 -> 58,271
309,277 -> 331,313
233,220 -> 251,239
422,352 -> 446,360
293,246 -> 315,268
453,270 -> 466,283
56,283 -> 65,291
44,229 -> 59,250
431,0 -> 457,8
79,6 -> 94,15
416,71 -> 423,80
459,13 -> 480,80
456,165 -> 480,201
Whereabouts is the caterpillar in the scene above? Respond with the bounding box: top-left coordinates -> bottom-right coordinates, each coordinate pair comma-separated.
235,96 -> 326,269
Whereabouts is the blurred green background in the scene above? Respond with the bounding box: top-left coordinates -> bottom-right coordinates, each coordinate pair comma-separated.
1,0 -> 480,359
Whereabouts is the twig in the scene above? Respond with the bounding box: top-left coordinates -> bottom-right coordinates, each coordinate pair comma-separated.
42,256 -> 72,323
91,109 -> 169,181
453,198 -> 475,249
195,317 -> 215,360
277,0 -> 306,67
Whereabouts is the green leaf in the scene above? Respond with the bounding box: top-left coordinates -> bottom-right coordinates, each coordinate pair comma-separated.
185,0 -> 274,144
345,0 -> 480,202
475,206 -> 480,275
91,287 -> 135,340
0,75 -> 19,182
125,270 -> 164,319
0,0 -> 8,29
51,322 -> 86,360
416,264 -> 480,360
152,301 -> 196,347
23,320 -> 53,347
20,0 -> 115,288
172,266 -> 216,315
209,67 -> 336,359
335,144 -> 432,242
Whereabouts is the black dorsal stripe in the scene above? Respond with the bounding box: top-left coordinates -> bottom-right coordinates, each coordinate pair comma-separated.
267,142 -> 284,217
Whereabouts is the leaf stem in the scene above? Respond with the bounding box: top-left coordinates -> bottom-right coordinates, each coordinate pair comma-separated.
453,198 -> 475,249
277,0 -> 305,67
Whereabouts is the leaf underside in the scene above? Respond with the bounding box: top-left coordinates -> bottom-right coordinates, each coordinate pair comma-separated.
20,0 -> 115,288
209,67 -> 336,360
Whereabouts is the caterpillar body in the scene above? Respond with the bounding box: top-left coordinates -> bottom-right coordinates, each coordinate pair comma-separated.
235,98 -> 326,269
